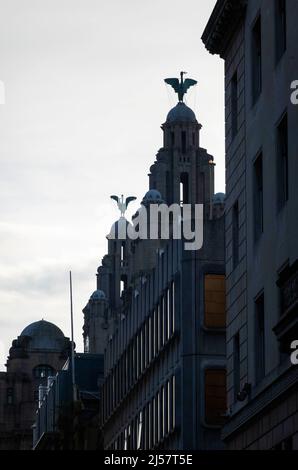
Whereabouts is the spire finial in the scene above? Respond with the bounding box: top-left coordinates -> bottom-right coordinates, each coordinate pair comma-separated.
165,72 -> 197,102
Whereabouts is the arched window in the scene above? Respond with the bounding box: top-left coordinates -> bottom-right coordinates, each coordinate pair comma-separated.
180,172 -> 189,205
33,365 -> 55,379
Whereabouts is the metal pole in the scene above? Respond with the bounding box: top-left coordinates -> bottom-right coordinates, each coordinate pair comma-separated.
69,271 -> 76,402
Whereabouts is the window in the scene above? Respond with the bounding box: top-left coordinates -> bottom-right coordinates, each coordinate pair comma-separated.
253,152 -> 264,240
233,333 -> 240,400
156,391 -> 160,443
204,274 -> 226,328
167,380 -> 171,433
232,201 -> 239,268
180,172 -> 189,205
231,71 -> 238,138
252,15 -> 262,103
275,0 -> 287,62
277,113 -> 288,209
171,132 -> 175,147
171,281 -> 175,335
255,292 -> 265,383
33,365 -> 54,379
172,375 -> 176,430
7,387 -> 13,405
137,411 -> 143,450
84,335 -> 90,353
181,131 -> 186,153
205,369 -> 226,425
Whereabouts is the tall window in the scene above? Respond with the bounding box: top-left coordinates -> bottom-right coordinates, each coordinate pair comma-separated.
253,152 -> 264,240
275,0 -> 287,62
180,172 -> 189,205
255,292 -> 265,383
231,70 -> 238,138
205,369 -> 226,425
232,201 -> 239,269
252,15 -> 262,103
181,131 -> 186,154
233,333 -> 240,401
171,131 -> 175,147
7,387 -> 13,405
204,274 -> 226,328
277,113 -> 288,209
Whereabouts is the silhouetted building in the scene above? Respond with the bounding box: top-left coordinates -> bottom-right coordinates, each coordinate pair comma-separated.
33,353 -> 104,450
202,0 -> 298,450
0,320 -> 71,450
83,91 -> 227,449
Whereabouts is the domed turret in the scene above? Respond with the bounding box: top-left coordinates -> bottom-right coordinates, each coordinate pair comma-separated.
166,102 -> 197,124
213,192 -> 225,205
141,189 -> 164,205
20,320 -> 66,352
90,289 -> 107,302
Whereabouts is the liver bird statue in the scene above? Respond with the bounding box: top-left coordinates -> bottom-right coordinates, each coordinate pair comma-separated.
164,71 -> 197,102
110,194 -> 137,217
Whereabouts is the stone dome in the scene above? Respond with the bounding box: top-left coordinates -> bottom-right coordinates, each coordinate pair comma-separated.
213,192 -> 226,204
166,102 -> 197,123
90,289 -> 106,301
20,320 -> 66,351
142,189 -> 164,205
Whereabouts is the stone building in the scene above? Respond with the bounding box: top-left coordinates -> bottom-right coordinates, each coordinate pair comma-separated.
0,320 -> 71,450
83,83 -> 227,449
202,0 -> 298,450
33,353 -> 104,450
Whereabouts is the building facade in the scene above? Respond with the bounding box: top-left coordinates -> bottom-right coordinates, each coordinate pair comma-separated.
0,320 -> 71,450
202,0 -> 298,450
33,353 -> 104,450
83,89 -> 227,450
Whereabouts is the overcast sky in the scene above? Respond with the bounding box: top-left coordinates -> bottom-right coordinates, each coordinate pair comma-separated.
0,0 -> 223,369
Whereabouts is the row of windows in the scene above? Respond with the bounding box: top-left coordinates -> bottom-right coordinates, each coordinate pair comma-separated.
110,376 -> 176,450
252,1 -> 287,104
108,368 -> 227,449
231,1 -> 287,138
232,110 -> 289,267
6,388 -> 48,405
5,365 -> 55,404
169,131 -> 196,153
103,283 -> 176,420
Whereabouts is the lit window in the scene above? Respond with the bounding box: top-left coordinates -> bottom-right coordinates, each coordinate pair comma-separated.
205,369 -> 227,426
204,274 -> 226,328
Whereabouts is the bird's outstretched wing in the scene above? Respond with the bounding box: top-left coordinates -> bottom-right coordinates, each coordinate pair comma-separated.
125,196 -> 137,207
164,78 -> 180,93
183,78 -> 197,93
110,195 -> 119,203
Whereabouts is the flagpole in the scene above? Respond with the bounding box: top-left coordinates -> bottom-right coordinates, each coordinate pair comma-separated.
69,270 -> 76,402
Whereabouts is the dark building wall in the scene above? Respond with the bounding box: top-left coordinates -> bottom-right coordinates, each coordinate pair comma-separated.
202,0 -> 298,450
